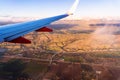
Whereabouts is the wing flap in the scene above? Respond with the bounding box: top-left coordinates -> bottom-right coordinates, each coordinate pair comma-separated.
36,27 -> 53,32
8,37 -> 31,44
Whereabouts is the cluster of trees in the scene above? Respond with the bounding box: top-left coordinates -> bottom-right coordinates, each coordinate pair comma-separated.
0,59 -> 29,80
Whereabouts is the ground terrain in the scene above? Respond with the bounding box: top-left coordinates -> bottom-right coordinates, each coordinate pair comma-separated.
0,19 -> 120,80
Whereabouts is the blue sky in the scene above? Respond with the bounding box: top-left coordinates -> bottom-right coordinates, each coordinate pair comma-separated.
0,0 -> 120,19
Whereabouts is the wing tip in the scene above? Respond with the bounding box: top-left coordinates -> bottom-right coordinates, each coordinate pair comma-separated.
67,0 -> 80,15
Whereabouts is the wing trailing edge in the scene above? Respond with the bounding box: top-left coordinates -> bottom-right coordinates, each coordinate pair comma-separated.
8,37 -> 31,44
36,27 -> 53,32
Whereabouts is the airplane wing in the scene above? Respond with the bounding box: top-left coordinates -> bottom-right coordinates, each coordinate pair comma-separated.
0,0 -> 79,44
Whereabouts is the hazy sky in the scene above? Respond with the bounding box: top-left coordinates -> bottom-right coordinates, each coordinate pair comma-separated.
0,0 -> 120,19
